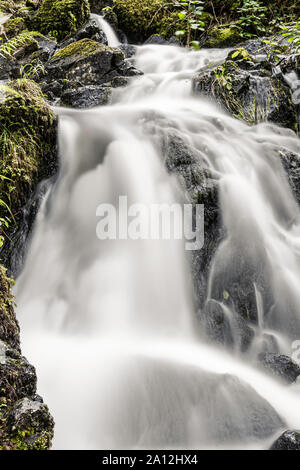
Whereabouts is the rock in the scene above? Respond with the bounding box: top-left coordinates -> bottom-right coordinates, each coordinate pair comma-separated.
270,430 -> 300,450
61,84 -> 111,108
113,0 -> 182,43
61,14 -> 107,46
204,24 -> 243,48
30,0 -> 90,41
0,267 -> 20,351
0,79 -> 56,223
200,300 -> 255,352
5,397 -> 54,450
258,352 -> 300,384
280,151 -> 300,205
89,0 -> 113,14
0,343 -> 36,401
42,39 -> 141,102
193,48 -> 298,132
144,34 -> 179,46
159,126 -> 223,311
0,272 -> 54,451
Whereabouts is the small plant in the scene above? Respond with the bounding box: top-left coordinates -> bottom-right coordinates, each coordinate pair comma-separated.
20,59 -> 45,80
174,0 -> 205,48
237,0 -> 268,38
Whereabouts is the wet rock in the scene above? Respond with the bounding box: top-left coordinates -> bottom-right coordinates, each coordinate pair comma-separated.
270,430 -> 300,450
61,15 -> 107,47
0,268 -> 20,351
144,34 -> 179,46
46,39 -> 135,83
5,397 -> 54,450
61,84 -> 112,108
193,48 -> 298,132
258,352 -> 300,384
159,127 -> 223,310
280,150 -> 300,205
42,38 -> 141,103
200,300 -> 255,352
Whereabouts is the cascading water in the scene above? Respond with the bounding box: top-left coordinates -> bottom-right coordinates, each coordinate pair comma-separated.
14,26 -> 300,449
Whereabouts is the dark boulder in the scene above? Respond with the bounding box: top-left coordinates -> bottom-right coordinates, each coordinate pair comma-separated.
61,84 -> 111,108
258,352 -> 300,384
41,39 -> 141,104
270,430 -> 300,450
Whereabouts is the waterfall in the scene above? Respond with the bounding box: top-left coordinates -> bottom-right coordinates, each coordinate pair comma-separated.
14,39 -> 300,449
92,13 -> 119,48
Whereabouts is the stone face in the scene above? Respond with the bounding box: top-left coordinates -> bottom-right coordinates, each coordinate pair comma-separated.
193,48 -> 298,132
0,340 -> 54,450
61,84 -> 112,108
41,39 -> 142,105
258,353 -> 300,384
270,430 -> 300,450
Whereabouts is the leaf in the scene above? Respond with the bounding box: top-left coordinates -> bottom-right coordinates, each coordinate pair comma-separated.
175,30 -> 186,37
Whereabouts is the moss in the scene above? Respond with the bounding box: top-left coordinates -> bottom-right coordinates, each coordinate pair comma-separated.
2,17 -> 26,39
205,24 -> 243,48
0,79 -> 55,225
52,38 -> 104,61
30,0 -> 90,41
113,0 -> 183,43
0,265 -> 19,351
0,1 -> 25,14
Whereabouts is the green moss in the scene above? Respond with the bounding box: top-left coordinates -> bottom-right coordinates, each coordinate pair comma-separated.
0,79 -> 55,223
52,38 -> 104,61
0,1 -> 25,14
205,24 -> 243,48
0,265 -> 19,351
2,17 -> 26,38
30,0 -> 90,41
113,0 -> 183,42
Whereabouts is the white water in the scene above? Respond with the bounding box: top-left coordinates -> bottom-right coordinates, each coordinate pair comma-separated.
92,13 -> 119,48
15,34 -> 300,449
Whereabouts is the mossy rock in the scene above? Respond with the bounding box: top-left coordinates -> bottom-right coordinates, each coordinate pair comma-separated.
51,37 -> 104,61
30,0 -> 90,41
205,24 -> 243,48
0,265 -> 19,351
113,0 -> 182,43
193,50 -> 298,132
0,79 -> 56,225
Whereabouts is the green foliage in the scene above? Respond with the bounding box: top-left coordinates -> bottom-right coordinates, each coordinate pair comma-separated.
174,0 -> 205,48
280,22 -> 300,54
20,59 -> 45,80
237,0 -> 267,38
0,31 -> 42,58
